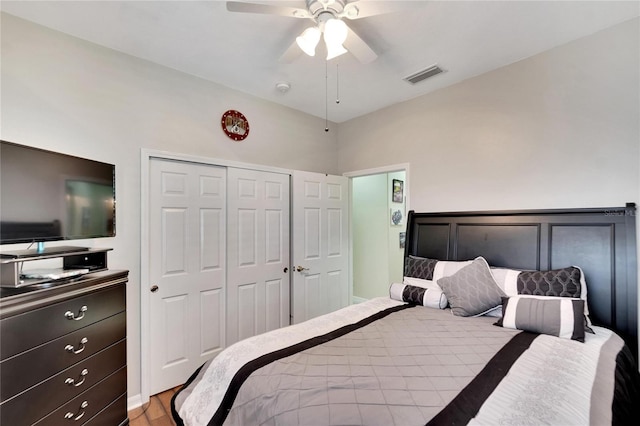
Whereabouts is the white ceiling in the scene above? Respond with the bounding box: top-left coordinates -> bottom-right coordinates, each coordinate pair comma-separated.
2,1 -> 638,123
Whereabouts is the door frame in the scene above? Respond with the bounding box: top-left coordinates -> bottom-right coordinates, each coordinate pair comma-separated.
139,149 -> 293,405
343,163 -> 410,304
290,171 -> 350,324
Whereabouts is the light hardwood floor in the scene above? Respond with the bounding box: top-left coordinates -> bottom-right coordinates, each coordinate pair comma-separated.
128,387 -> 180,426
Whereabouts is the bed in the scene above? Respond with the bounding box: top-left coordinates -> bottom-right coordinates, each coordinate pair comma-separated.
172,204 -> 640,425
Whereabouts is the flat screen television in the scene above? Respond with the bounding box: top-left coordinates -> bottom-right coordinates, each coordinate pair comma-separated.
0,140 -> 115,250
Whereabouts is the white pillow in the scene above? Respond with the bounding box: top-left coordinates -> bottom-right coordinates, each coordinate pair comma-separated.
432,259 -> 474,282
403,276 -> 442,290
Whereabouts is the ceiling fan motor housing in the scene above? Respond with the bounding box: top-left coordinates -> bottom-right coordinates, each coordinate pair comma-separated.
307,0 -> 346,19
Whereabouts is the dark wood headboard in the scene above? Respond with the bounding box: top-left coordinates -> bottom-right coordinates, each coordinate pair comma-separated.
404,204 -> 638,359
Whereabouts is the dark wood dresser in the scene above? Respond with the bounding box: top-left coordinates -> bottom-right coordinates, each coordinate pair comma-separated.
0,270 -> 128,425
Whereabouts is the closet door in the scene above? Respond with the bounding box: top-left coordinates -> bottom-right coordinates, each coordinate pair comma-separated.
226,168 -> 290,346
148,159 -> 226,395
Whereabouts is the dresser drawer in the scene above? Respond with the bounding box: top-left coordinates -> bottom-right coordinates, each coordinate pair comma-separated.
1,339 -> 126,426
33,366 -> 127,426
85,393 -> 128,426
0,311 -> 126,401
0,283 -> 125,360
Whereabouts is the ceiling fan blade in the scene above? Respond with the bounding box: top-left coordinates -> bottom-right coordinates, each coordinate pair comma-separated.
226,1 -> 311,19
341,0 -> 413,20
279,39 -> 303,64
344,23 -> 377,64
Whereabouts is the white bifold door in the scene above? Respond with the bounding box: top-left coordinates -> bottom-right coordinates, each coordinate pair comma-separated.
147,161 -> 346,396
226,167 -> 290,346
148,159 -> 227,395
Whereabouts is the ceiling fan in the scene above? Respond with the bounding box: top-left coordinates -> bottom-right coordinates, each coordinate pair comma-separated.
226,0 -> 394,63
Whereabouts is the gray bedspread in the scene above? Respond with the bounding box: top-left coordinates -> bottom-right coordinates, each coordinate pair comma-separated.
225,307 -> 518,425
173,298 -> 637,426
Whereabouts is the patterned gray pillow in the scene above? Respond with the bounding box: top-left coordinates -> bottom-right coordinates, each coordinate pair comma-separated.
437,257 -> 505,317
517,267 -> 582,297
404,255 -> 438,280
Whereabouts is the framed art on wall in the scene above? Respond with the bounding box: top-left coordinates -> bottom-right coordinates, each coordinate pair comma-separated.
392,179 -> 403,203
391,209 -> 403,226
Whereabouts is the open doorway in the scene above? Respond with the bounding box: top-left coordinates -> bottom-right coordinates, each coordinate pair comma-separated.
345,165 -> 408,302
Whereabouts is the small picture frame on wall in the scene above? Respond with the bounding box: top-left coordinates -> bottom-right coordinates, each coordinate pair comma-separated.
391,209 -> 403,226
399,232 -> 406,249
392,179 -> 403,203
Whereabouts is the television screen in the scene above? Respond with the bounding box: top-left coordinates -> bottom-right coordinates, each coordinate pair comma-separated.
0,140 -> 115,245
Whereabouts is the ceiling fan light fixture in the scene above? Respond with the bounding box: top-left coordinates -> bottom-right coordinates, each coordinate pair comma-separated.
323,18 -> 348,60
323,18 -> 347,46
326,43 -> 348,60
296,26 -> 321,56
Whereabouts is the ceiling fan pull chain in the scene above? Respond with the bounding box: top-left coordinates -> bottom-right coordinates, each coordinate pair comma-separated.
325,60 -> 329,132
336,63 -> 340,104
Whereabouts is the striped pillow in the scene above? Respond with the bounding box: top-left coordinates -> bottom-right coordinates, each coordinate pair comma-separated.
495,295 -> 586,342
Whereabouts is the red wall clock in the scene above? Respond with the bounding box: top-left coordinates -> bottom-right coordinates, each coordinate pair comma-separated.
221,110 -> 250,141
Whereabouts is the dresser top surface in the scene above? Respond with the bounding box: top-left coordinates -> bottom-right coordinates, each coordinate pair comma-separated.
0,270 -> 128,318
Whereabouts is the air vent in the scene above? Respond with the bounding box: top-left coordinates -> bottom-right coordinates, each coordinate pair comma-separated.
403,65 -> 445,85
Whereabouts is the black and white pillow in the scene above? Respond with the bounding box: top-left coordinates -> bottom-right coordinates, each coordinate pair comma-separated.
404,256 -> 438,280
494,295 -> 586,342
389,282 -> 447,309
404,255 -> 473,282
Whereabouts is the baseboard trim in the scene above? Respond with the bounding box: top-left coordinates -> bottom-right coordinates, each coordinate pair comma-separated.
352,296 -> 368,304
128,393 -> 144,411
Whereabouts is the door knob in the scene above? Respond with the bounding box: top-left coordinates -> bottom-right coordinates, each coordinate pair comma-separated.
283,267 -> 288,273
150,285 -> 159,293
296,266 -> 309,272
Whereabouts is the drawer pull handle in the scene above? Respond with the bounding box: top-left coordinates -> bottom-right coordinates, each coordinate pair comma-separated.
65,368 -> 89,387
64,337 -> 88,354
65,305 -> 88,321
64,400 -> 88,421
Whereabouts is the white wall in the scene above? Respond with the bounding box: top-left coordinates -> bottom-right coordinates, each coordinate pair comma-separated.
338,18 -> 639,213
338,17 -> 640,359
1,13 -> 340,401
387,171 -> 406,285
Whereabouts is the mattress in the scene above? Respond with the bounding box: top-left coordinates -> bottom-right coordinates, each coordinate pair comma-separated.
172,297 -> 639,426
